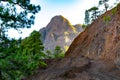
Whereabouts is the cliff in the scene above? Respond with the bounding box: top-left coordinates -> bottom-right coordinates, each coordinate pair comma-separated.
39,15 -> 83,51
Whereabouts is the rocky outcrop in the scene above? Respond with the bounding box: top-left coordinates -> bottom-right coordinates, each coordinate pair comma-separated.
39,15 -> 83,51
25,3 -> 120,80
65,5 -> 120,63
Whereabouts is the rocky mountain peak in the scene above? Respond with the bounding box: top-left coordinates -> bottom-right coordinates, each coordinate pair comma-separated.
40,15 -> 83,51
50,15 -> 69,23
46,15 -> 74,33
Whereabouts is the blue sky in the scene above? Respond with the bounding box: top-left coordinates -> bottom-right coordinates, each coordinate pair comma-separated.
8,0 -> 118,39
43,0 -> 78,6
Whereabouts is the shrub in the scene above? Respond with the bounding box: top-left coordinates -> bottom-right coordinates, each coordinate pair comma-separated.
112,7 -> 117,15
45,46 -> 65,59
103,15 -> 111,24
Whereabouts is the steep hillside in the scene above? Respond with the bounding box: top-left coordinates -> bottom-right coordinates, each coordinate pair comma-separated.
39,15 -> 83,51
66,4 -> 120,62
25,4 -> 120,80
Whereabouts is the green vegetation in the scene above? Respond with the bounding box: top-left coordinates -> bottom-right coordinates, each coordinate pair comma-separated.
45,46 -> 65,59
84,0 -> 111,25
20,30 -> 47,67
84,10 -> 90,25
112,7 -> 117,15
84,6 -> 100,25
0,31 -> 47,80
0,0 -> 40,37
0,13 -> 65,80
53,46 -> 64,58
103,15 -> 111,24
82,24 -> 87,29
0,0 -> 44,79
88,6 -> 99,21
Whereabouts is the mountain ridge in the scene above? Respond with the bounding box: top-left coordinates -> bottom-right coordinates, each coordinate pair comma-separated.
39,15 -> 83,51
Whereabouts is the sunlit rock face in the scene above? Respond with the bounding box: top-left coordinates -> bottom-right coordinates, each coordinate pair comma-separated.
39,15 -> 83,51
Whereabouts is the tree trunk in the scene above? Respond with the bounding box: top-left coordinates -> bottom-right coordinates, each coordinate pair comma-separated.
0,70 -> 2,80
104,3 -> 108,12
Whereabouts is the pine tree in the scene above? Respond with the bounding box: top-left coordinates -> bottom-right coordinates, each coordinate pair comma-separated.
0,0 -> 41,79
0,0 -> 40,37
53,46 -> 64,58
0,31 -> 47,80
88,6 -> 99,21
21,30 -> 44,56
84,10 -> 90,25
99,0 -> 109,11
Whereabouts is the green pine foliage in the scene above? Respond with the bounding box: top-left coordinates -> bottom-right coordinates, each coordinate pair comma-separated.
21,30 -> 45,57
84,10 -> 90,25
0,0 -> 44,79
0,38 -> 23,80
20,30 -> 47,67
88,6 -> 99,21
53,46 -> 64,58
112,7 -> 117,15
45,50 -> 54,59
45,46 -> 65,59
0,31 -> 47,80
84,6 -> 100,25
84,0 -> 110,25
0,0 -> 40,34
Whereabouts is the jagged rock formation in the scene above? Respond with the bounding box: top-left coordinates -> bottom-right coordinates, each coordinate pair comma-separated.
25,3 -> 120,80
39,15 -> 83,51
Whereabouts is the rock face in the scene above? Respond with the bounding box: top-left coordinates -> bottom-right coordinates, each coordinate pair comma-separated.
66,5 -> 120,63
39,15 -> 83,51
25,4 -> 120,80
